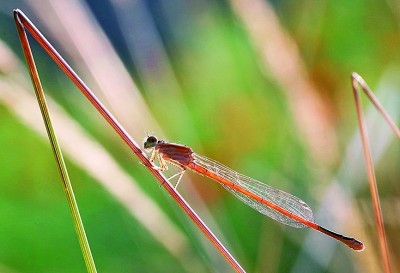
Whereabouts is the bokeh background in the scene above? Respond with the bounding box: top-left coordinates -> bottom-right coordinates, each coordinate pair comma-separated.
0,0 -> 399,272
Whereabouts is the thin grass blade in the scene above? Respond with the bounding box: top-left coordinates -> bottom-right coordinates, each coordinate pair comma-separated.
351,72 -> 399,273
13,9 -> 97,273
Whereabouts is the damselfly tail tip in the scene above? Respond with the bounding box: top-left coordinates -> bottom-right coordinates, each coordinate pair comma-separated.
318,226 -> 365,252
348,239 -> 365,252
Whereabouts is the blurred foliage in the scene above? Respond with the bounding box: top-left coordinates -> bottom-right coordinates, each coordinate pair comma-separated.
0,0 -> 399,272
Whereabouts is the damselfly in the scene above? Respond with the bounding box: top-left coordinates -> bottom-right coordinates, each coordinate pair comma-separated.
144,135 -> 365,251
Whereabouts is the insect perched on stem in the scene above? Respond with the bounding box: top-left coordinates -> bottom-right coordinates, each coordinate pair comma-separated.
15,4 -> 399,272
144,135 -> 365,251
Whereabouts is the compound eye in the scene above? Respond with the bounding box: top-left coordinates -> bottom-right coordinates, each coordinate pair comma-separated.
144,136 -> 158,149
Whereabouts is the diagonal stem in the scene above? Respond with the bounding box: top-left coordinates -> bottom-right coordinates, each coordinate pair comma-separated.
351,72 -> 399,273
13,9 -> 245,273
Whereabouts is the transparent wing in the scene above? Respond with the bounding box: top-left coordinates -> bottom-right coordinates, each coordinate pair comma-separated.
193,153 -> 314,228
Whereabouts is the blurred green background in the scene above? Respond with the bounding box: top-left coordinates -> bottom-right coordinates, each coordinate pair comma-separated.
0,0 -> 399,272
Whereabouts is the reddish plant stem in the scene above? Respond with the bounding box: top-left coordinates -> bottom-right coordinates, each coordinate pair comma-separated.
351,72 -> 399,273
14,9 -> 246,273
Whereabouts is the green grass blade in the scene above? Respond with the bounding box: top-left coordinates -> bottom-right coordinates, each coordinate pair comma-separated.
14,9 -> 97,273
